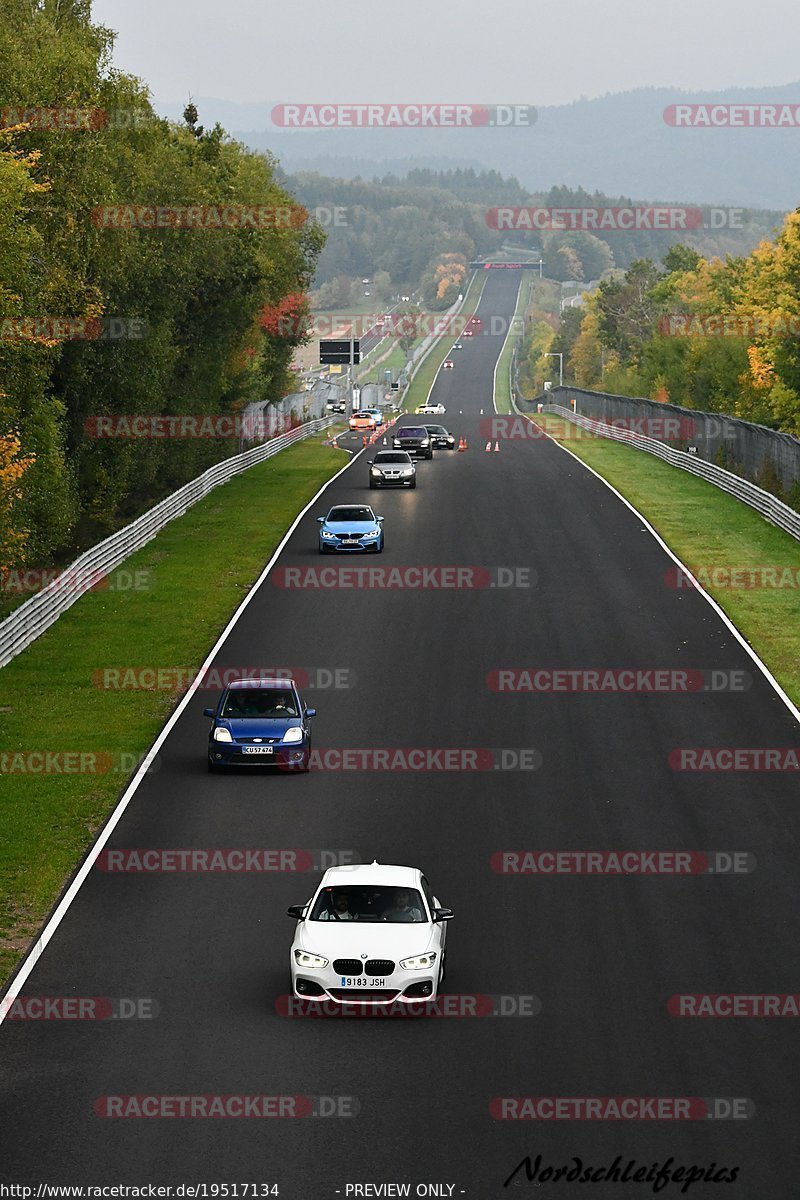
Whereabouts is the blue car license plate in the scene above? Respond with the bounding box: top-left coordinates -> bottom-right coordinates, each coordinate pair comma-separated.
243,746 -> 273,755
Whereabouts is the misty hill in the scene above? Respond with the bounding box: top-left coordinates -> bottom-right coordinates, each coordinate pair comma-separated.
155,83 -> 800,210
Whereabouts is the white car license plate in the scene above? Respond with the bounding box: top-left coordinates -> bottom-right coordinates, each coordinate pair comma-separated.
243,746 -> 273,755
341,976 -> 386,987
341,538 -> 360,545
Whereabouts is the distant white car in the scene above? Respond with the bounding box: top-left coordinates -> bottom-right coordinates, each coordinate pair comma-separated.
416,402 -> 446,415
288,861 -> 453,1007
443,359 -> 454,370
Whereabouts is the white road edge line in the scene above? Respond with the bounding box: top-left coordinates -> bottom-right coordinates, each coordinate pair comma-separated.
0,444 -> 365,1020
535,418 -> 800,727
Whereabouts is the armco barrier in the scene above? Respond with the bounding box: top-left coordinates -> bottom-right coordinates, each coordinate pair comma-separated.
540,405 -> 800,543
546,385 -> 800,495
0,416 -> 334,669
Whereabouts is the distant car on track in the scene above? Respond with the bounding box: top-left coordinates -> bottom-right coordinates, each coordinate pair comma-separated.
317,504 -> 384,553
393,426 -> 433,459
288,860 -> 454,1006
204,677 -> 316,773
443,359 -> 454,369
416,402 -> 446,415
453,341 -> 463,349
349,411 -> 377,431
364,407 -> 385,427
423,424 -> 455,449
367,450 -> 416,489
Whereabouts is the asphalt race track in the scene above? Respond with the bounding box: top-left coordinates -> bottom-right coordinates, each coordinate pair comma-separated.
2,270 -> 800,1196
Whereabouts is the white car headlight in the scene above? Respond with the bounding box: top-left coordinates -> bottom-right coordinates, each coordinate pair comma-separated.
213,727 -> 233,743
294,949 -> 328,969
321,530 -> 336,539
283,726 -> 304,744
400,952 -> 437,970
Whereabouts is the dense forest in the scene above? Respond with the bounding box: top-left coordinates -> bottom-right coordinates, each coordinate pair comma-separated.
285,169 -> 786,303
0,0 -> 320,572
517,215 -> 800,447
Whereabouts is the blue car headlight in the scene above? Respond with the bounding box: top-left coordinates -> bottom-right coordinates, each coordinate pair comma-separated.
283,726 -> 304,744
213,727 -> 233,743
321,530 -> 337,539
365,528 -> 380,537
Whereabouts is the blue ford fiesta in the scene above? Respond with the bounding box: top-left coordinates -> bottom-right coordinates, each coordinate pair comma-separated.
204,678 -> 316,773
317,504 -> 384,553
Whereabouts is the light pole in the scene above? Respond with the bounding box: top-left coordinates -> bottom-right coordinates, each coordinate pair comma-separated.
545,352 -> 563,387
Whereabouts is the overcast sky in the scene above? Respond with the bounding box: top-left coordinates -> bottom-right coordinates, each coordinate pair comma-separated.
91,0 -> 799,109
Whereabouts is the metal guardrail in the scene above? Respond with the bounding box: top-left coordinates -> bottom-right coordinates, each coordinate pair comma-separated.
540,405 -> 800,543
0,416 -> 334,669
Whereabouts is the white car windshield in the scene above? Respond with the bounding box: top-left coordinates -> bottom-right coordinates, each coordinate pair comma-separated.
310,886 -> 427,922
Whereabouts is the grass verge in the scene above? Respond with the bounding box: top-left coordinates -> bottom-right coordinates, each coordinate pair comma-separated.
535,413 -> 800,708
493,275 -> 533,414
0,431 -> 347,987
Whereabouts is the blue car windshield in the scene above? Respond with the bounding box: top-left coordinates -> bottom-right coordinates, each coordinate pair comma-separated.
222,689 -> 297,718
327,507 -> 373,522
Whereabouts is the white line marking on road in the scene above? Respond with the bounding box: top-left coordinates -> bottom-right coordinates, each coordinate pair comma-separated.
0,447 -> 366,1020
535,419 -> 800,727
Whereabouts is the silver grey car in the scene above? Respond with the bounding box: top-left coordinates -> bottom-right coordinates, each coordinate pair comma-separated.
367,450 -> 417,489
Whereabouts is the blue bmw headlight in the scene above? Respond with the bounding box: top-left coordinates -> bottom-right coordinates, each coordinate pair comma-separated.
321,530 -> 337,539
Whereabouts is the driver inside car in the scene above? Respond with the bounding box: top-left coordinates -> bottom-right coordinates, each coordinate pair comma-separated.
319,892 -> 356,921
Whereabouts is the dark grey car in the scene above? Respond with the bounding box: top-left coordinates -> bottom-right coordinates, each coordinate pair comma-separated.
392,425 -> 433,459
367,450 -> 417,489
423,424 -> 456,449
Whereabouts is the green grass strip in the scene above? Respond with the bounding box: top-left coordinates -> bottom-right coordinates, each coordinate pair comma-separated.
493,275 -> 532,415
0,433 -> 347,986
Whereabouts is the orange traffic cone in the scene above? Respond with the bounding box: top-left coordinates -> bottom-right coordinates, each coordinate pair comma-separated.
493,441 -> 500,452
458,436 -> 466,451
485,440 -> 491,452
363,435 -> 367,446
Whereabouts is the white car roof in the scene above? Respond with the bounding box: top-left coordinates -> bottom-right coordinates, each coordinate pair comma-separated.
319,861 -> 421,888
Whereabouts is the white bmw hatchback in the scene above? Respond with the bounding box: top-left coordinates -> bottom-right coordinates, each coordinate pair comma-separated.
288,861 -> 453,1006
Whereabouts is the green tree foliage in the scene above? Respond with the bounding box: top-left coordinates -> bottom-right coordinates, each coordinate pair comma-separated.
0,0 -> 322,561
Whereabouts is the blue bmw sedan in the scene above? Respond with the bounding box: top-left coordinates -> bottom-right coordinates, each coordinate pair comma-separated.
317,505 -> 384,553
